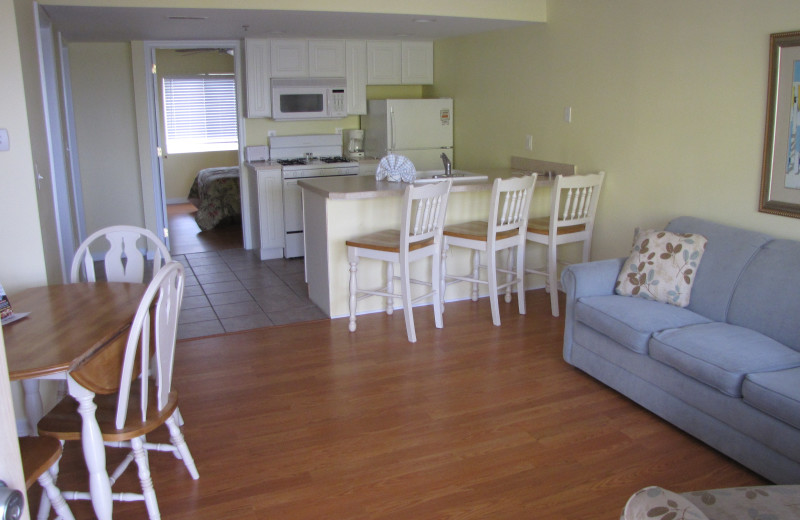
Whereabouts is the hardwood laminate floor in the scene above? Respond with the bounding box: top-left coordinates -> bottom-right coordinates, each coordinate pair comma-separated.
37,290 -> 766,520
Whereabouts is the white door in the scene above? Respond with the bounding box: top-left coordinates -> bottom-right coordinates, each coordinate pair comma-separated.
388,99 -> 453,150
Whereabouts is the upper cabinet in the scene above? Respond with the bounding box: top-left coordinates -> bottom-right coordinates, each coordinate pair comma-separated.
366,41 -> 402,84
271,39 -> 309,77
244,38 -> 271,118
366,40 -> 433,85
271,39 -> 346,78
345,40 -> 368,115
309,40 -> 346,77
401,41 -> 434,85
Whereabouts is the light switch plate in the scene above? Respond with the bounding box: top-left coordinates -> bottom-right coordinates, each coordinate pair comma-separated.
0,129 -> 9,151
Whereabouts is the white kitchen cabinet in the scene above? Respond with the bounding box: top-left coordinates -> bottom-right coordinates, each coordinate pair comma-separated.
271,39 -> 309,77
401,41 -> 433,84
244,39 -> 271,118
345,40 -> 367,115
367,40 -> 433,85
367,40 -> 402,84
309,40 -> 346,77
247,163 -> 285,260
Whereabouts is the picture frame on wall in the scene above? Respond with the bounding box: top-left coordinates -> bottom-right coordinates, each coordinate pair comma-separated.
760,30 -> 800,218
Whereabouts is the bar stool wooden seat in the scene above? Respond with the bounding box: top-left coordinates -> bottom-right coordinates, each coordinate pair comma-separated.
347,179 -> 452,343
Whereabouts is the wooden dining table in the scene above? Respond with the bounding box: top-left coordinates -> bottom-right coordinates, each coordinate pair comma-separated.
4,281 -> 147,520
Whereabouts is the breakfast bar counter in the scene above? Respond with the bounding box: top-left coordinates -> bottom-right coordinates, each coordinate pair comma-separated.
298,169 -> 563,319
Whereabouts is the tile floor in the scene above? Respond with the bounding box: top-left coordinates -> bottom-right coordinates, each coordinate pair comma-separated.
173,249 -> 328,340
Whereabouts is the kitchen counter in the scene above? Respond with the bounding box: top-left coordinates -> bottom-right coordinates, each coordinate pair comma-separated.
297,174 -> 494,200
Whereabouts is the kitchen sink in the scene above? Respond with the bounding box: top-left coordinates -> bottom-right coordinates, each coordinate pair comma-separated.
413,170 -> 489,184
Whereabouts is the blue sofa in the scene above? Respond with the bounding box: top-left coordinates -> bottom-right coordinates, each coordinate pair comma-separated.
561,216 -> 800,484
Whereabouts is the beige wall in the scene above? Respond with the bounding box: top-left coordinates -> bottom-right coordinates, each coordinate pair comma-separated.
433,0 -> 800,261
2,0 -> 48,294
69,42 -> 146,232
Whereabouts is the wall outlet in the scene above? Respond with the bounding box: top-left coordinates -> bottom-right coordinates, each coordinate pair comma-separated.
564,106 -> 573,123
525,135 -> 533,151
267,130 -> 276,137
0,128 -> 9,151
335,128 -> 342,135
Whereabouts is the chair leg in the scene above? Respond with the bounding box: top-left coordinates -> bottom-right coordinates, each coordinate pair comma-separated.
432,245 -> 444,329
515,244 -> 526,316
348,256 -> 358,332
385,262 -> 394,315
131,437 -> 161,520
38,464 -> 75,520
400,259 -> 417,343
548,243 -> 560,317
504,248 -> 514,304
471,250 -> 480,301
487,250 -> 501,326
166,414 -> 199,480
440,243 -> 448,308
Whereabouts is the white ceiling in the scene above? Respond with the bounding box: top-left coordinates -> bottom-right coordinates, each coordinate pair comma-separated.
41,6 -> 536,43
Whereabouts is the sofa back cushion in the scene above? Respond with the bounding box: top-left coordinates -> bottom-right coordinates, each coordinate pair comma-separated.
664,217 -> 771,322
728,239 -> 800,352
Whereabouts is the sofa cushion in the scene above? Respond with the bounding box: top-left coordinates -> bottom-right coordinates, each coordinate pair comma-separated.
650,322 -> 800,397
728,239 -> 800,353
664,217 -> 772,322
575,295 -> 711,354
615,229 -> 707,307
743,367 -> 800,430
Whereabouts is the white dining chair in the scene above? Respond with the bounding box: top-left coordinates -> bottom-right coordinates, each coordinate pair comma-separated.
19,436 -> 76,520
70,225 -> 171,283
346,179 -> 452,343
38,261 -> 199,520
525,171 -> 605,316
441,174 -> 536,326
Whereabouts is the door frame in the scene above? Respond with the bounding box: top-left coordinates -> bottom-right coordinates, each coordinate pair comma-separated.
138,40 -> 249,250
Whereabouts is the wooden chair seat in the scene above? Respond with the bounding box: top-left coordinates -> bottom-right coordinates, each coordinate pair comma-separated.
526,216 -> 586,236
38,380 -> 179,442
346,230 -> 434,253
443,220 -> 520,241
19,436 -> 76,520
19,436 -> 63,489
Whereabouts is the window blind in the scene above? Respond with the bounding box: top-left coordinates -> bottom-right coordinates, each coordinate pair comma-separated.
162,75 -> 238,153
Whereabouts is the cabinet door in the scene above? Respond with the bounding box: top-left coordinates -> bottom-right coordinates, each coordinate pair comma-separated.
244,39 -> 271,117
367,40 -> 401,84
271,39 -> 309,77
401,41 -> 433,84
309,40 -> 346,77
345,40 -> 367,115
257,168 -> 285,253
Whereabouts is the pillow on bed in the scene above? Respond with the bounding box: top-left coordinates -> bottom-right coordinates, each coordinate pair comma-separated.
615,229 -> 707,307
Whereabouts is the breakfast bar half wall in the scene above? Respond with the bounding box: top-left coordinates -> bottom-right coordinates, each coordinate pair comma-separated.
298,162 -> 573,319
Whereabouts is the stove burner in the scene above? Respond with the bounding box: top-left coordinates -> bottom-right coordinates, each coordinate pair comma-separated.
277,158 -> 307,166
319,156 -> 350,164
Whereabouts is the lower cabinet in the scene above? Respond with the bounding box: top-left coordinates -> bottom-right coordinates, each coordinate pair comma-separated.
246,163 -> 284,260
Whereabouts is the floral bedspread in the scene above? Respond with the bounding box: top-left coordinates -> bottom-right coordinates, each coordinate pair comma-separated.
187,166 -> 241,231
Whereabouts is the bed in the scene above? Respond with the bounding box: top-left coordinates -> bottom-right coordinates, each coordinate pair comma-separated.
187,166 -> 241,231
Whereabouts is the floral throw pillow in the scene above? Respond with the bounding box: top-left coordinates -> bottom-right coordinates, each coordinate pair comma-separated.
615,229 -> 707,307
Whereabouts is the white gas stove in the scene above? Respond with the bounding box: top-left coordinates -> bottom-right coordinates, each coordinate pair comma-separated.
270,134 -> 359,258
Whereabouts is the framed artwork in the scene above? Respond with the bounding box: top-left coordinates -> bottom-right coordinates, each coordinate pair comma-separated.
760,30 -> 800,218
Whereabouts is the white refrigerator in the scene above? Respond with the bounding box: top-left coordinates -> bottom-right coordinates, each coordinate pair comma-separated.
362,98 -> 454,171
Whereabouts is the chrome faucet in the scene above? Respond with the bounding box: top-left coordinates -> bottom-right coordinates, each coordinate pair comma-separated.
440,153 -> 452,176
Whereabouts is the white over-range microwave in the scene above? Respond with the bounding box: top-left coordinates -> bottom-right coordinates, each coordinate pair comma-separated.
270,78 -> 347,120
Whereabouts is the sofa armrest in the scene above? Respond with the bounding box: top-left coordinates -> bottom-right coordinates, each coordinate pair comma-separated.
561,258 -> 625,362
